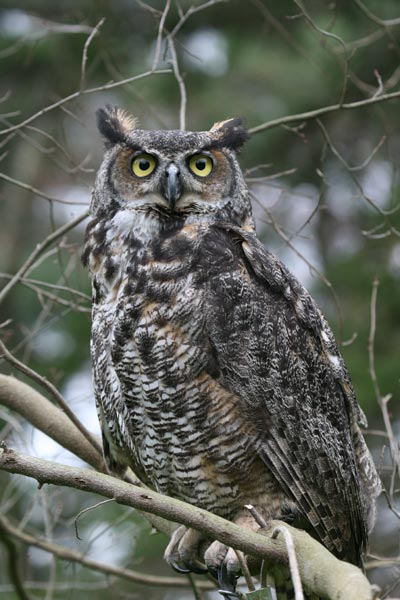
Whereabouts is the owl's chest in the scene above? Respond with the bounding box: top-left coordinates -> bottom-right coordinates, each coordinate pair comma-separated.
92,228 -> 261,504
95,243 -> 208,414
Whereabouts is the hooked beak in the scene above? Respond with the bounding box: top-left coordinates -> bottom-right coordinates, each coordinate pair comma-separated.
162,163 -> 182,210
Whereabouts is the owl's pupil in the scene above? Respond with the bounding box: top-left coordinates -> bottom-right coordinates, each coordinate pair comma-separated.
196,159 -> 206,171
139,159 -> 150,171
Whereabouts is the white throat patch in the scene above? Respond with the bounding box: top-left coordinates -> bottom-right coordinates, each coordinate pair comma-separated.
108,209 -> 162,244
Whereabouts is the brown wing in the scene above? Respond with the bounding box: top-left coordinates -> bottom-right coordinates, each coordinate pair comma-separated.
200,223 -> 372,565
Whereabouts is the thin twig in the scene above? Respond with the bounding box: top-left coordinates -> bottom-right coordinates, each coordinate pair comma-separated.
187,573 -> 203,600
234,550 -> 255,592
316,119 -> 397,214
0,273 -> 91,302
152,0 -> 171,70
0,70 -> 171,137
272,525 -> 304,600
0,518 -> 33,600
80,18 -> 105,89
0,514 -> 213,590
167,36 -> 187,130
0,172 -> 88,205
170,0 -> 229,37
250,0 -> 322,74
248,89 -> 400,136
245,504 -> 268,529
250,190 -> 344,338
11,279 -> 90,313
0,210 -> 88,305
368,277 -> 400,491
246,167 -> 297,182
352,0 -> 400,28
74,498 -> 116,540
293,0 -> 349,105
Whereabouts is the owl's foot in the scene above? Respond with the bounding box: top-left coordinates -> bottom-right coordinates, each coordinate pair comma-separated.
165,527 -> 240,599
204,540 -> 240,595
164,525 -> 208,575
204,510 -> 262,597
165,513 -> 259,599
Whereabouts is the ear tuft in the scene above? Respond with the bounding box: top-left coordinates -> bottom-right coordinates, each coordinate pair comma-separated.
209,117 -> 249,152
96,105 -> 137,148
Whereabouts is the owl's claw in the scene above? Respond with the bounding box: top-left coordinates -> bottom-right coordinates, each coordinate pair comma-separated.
217,563 -> 241,600
169,559 -> 191,574
165,518 -> 251,597
217,560 -> 239,594
182,557 -> 208,574
165,526 -> 207,575
205,510 -> 262,597
207,564 -> 219,580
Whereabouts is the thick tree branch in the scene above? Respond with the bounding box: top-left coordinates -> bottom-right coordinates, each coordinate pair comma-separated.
0,374 -> 103,471
0,374 -> 176,538
0,448 -> 375,600
0,352 -> 102,457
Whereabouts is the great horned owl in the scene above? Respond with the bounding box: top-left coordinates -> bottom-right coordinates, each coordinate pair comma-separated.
83,106 -> 381,596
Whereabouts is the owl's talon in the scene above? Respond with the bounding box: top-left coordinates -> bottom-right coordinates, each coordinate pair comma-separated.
169,559 -> 191,574
207,564 -> 219,580
217,560 -> 239,591
164,526 -> 208,575
182,558 -> 208,574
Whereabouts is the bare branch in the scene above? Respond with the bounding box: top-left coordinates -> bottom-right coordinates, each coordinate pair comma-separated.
80,18 -> 105,89
0,276 -> 90,313
248,89 -> 400,136
0,348 -> 102,454
0,172 -> 88,205
368,279 -> 400,496
0,211 -> 88,305
272,525 -> 304,600
293,0 -> 349,104
0,518 -> 33,600
0,70 -> 171,137
0,448 -> 377,600
152,0 -> 171,71
0,274 -> 90,302
0,514 -> 214,590
170,0 -> 229,38
250,190 -> 344,337
74,498 -> 116,540
167,36 -> 187,130
0,375 -> 104,471
352,0 -> 400,28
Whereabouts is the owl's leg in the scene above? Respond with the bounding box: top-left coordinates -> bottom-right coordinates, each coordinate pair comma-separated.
164,525 -> 208,574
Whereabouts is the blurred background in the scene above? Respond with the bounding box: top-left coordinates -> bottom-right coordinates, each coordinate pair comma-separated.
0,0 -> 399,598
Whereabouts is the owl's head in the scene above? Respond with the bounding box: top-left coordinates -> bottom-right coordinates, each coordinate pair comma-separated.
91,106 -> 253,233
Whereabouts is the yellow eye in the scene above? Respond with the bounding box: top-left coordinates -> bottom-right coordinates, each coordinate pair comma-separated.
188,154 -> 213,177
131,153 -> 157,177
